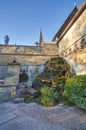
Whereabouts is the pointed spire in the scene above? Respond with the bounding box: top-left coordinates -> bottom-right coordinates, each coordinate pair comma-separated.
39,28 -> 44,47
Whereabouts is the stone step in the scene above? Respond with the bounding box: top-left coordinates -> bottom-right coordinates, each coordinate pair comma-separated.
13,98 -> 24,103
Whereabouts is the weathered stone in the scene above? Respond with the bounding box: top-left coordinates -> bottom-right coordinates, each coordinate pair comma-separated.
13,98 -> 24,103
26,81 -> 32,87
0,112 -> 16,125
16,89 -> 24,97
18,83 -> 25,89
0,85 -> 16,102
58,9 -> 86,75
29,89 -> 37,96
1,90 -> 11,101
0,93 -> 2,102
0,43 -> 57,65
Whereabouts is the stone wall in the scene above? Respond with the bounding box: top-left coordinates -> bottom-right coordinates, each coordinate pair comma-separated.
58,9 -> 86,75
0,65 -> 7,79
0,64 -> 20,101
5,64 -> 20,85
43,43 -> 58,55
0,85 -> 16,102
0,54 -> 57,65
0,43 -> 58,65
0,43 -> 58,101
28,64 -> 44,81
19,64 -> 44,87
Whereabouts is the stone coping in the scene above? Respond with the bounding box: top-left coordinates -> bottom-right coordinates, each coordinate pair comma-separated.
8,63 -> 20,65
0,84 -> 17,87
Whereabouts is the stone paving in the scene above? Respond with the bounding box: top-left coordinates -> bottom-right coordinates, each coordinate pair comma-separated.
0,102 -> 86,130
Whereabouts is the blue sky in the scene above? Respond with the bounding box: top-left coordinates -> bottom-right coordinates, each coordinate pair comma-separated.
0,0 -> 85,46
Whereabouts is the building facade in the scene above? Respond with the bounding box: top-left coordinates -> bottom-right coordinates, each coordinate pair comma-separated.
53,2 -> 86,75
0,2 -> 86,101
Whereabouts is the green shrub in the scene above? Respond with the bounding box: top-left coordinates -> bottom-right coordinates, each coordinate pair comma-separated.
40,85 -> 58,106
32,57 -> 71,91
64,75 -> 86,109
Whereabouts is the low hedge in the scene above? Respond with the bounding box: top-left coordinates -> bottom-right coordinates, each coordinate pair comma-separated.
64,75 -> 86,109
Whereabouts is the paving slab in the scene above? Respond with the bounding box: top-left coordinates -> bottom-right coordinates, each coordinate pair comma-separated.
0,112 -> 16,125
0,102 -> 86,130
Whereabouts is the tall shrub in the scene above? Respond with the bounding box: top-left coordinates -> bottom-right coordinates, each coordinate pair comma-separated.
64,75 -> 86,109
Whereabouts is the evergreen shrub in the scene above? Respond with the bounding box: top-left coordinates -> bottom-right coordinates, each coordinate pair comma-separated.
64,75 -> 86,109
40,85 -> 58,106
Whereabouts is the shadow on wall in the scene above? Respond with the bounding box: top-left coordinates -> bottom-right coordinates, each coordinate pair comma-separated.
20,65 -> 44,82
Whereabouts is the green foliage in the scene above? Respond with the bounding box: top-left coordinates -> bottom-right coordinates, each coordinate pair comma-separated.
40,85 -> 58,106
32,57 -> 72,105
24,96 -> 41,104
32,57 -> 71,90
25,97 -> 35,103
64,75 -> 86,109
19,70 -> 29,82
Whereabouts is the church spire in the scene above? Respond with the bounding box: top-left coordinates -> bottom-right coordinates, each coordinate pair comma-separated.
39,28 -> 44,47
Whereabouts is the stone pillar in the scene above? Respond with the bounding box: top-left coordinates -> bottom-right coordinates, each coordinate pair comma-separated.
5,63 -> 20,85
0,63 -> 20,102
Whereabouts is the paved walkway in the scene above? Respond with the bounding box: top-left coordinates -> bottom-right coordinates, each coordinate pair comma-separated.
0,102 -> 86,130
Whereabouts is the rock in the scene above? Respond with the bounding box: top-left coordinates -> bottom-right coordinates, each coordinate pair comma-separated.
18,83 -> 25,89
13,98 -> 24,103
59,103 -> 64,107
21,88 -> 37,96
29,89 -> 37,96
16,89 -> 24,96
27,81 -> 32,88
1,90 -> 11,102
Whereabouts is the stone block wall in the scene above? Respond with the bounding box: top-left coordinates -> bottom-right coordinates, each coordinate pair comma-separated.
0,65 -> 7,79
58,10 -> 86,53
0,85 -> 16,102
58,9 -> 86,75
65,47 -> 86,75
0,54 -> 55,65
5,64 -> 20,85
0,42 -> 58,65
0,64 -> 20,101
19,64 -> 44,87
43,43 -> 58,55
28,64 -> 44,81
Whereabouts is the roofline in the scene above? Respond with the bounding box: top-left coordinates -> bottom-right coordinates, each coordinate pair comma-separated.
0,44 -> 36,47
57,2 -> 86,44
52,6 -> 78,41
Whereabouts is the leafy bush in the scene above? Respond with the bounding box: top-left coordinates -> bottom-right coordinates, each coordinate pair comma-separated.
40,85 -> 58,106
32,57 -> 71,91
64,75 -> 86,109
